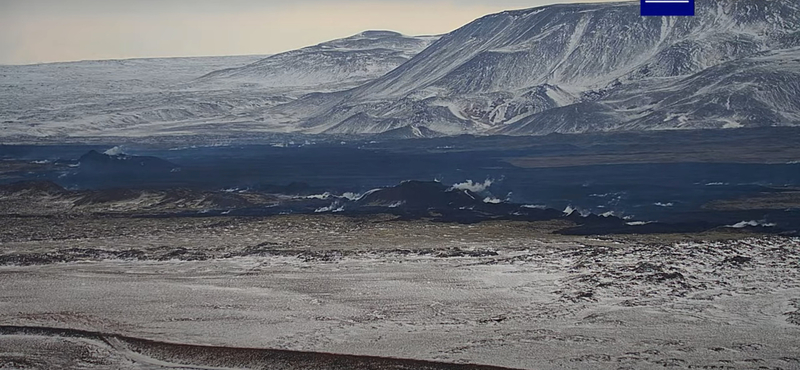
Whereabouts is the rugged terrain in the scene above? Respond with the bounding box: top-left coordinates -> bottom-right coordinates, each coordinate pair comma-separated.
3,128 -> 800,232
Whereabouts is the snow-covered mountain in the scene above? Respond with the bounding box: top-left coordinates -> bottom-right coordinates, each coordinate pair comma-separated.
195,31 -> 439,92
284,0 -> 800,136
500,47 -> 800,134
0,31 -> 439,138
0,55 -> 273,137
3,0 -> 800,139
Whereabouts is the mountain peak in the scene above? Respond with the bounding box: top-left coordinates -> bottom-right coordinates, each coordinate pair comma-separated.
355,30 -> 404,38
196,30 -> 439,91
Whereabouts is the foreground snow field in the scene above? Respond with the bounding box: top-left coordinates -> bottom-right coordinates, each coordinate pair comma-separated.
1,216 -> 798,369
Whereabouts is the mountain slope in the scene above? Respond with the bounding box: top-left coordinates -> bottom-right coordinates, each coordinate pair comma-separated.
0,32 -> 438,138
499,47 -> 800,135
196,31 -> 439,92
287,0 -> 800,135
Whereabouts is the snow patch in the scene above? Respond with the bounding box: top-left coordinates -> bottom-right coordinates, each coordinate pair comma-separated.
345,188 -> 381,201
341,192 -> 360,201
721,119 -> 744,129
315,202 -> 344,213
522,204 -> 547,209
564,205 -> 592,217
727,220 -> 776,228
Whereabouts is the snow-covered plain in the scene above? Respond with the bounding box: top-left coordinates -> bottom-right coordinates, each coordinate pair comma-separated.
1,216 -> 799,369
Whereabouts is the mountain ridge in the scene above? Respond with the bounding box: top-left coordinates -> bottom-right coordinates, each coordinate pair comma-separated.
195,30 -> 440,92
281,0 -> 800,136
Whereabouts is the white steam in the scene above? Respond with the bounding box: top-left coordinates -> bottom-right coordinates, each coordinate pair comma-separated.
103,146 -> 126,156
450,179 -> 494,193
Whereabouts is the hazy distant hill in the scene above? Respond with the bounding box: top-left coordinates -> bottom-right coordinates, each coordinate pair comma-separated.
196,31 -> 439,92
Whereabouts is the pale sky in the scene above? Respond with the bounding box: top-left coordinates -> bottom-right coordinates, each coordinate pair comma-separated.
0,0 -> 619,65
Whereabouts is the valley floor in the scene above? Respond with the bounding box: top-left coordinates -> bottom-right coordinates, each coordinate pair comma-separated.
1,215 -> 799,369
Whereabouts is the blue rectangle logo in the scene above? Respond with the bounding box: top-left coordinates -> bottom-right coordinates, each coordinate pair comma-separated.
641,0 -> 695,16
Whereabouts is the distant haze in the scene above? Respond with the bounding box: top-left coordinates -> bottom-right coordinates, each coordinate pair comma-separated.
0,0 -> 621,65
